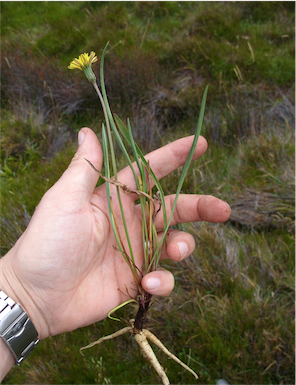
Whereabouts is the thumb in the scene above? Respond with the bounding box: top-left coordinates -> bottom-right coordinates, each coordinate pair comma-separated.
141,268 -> 175,297
57,127 -> 103,201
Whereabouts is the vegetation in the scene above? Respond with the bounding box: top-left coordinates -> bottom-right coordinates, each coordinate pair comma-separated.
1,1 -> 294,384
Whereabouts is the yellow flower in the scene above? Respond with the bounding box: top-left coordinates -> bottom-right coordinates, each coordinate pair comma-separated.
68,51 -> 98,70
68,51 -> 98,83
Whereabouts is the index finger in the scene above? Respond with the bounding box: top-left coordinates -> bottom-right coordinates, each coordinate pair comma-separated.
116,135 -> 208,192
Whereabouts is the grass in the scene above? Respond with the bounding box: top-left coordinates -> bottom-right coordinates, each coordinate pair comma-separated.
1,1 -> 294,384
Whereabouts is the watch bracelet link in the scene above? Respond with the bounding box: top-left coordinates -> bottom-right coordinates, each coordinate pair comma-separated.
0,290 -> 39,365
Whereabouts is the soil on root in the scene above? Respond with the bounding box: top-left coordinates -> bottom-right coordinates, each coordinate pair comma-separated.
133,292 -> 152,333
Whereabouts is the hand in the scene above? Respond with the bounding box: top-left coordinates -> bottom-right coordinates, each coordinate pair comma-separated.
0,127 -> 230,341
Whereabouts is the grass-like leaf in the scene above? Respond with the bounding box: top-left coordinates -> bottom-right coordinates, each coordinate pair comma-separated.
95,42 -> 209,279
148,85 -> 209,270
94,43 -> 208,284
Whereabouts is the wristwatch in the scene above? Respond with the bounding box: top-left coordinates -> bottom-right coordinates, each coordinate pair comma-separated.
0,290 -> 39,365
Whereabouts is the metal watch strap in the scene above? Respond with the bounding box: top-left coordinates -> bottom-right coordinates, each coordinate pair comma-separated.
0,290 -> 39,365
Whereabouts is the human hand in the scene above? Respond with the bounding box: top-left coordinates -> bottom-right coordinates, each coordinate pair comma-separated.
0,127 -> 230,341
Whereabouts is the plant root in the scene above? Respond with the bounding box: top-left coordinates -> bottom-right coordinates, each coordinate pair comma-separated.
79,326 -> 132,355
134,330 -> 169,385
80,320 -> 198,384
142,329 -> 198,380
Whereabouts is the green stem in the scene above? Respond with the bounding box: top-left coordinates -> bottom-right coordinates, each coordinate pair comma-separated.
92,82 -> 117,179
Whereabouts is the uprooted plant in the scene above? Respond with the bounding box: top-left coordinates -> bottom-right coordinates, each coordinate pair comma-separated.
68,43 -> 208,384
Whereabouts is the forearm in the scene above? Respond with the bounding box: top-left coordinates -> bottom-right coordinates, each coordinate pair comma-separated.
0,337 -> 15,382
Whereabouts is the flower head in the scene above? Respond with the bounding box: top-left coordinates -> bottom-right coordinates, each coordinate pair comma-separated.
68,51 -> 98,83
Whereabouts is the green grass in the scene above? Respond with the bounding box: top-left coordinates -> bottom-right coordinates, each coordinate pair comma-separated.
1,1 -> 294,384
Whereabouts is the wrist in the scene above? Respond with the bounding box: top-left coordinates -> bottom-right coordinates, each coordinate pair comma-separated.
0,289 -> 39,366
0,249 -> 49,340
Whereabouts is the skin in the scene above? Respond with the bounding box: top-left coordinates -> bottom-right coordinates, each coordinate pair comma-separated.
0,127 -> 230,380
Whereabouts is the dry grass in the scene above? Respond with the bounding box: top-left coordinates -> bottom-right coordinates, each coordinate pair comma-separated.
230,188 -> 294,231
154,221 -> 295,383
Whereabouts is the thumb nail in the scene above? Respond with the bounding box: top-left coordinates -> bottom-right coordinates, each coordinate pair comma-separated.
177,242 -> 188,260
145,277 -> 161,291
78,130 -> 85,145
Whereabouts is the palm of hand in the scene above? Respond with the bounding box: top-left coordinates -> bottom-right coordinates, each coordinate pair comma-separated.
14,179 -> 143,338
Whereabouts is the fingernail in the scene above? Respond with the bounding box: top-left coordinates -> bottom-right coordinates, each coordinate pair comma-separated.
177,242 -> 188,260
146,277 -> 161,291
78,130 -> 85,145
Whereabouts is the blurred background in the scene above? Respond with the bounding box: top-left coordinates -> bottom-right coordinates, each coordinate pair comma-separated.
1,2 -> 294,384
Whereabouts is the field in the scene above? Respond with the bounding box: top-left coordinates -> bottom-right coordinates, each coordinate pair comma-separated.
1,2 -> 295,384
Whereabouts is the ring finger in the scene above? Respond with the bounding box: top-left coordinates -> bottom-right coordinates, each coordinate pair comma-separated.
158,229 -> 195,262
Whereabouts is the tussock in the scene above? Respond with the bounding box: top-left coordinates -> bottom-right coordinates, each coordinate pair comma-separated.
230,188 -> 295,231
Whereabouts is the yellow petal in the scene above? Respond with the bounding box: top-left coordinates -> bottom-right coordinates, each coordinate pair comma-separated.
68,58 -> 83,70
68,51 -> 97,72
89,51 -> 98,64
